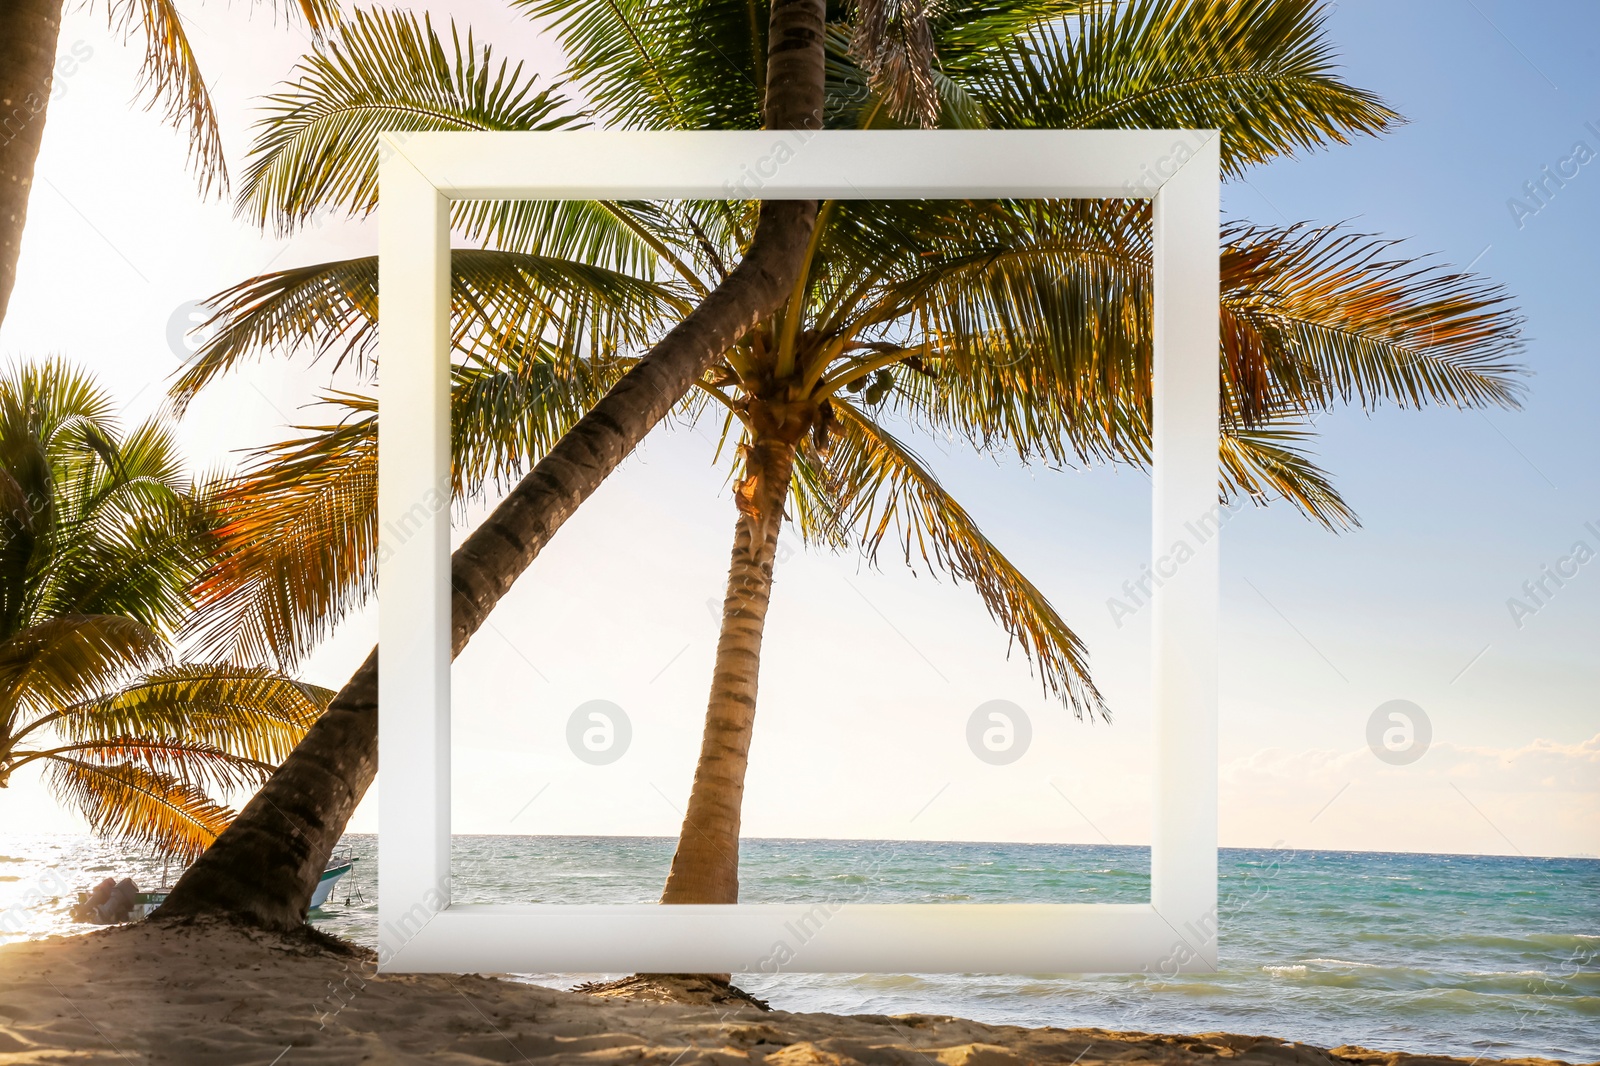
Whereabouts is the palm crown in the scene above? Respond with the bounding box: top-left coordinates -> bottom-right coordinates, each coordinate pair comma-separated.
0,360 -> 330,860
176,1 -> 1520,704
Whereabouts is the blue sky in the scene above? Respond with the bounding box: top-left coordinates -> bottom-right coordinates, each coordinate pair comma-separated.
1209,0 -> 1600,852
1215,2 -> 1599,756
0,0 -> 1593,857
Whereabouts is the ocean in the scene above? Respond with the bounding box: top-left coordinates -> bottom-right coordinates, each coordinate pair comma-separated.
3,834 -> 1595,1062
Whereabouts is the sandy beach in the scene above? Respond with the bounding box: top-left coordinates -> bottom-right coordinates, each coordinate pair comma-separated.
0,919 -> 1575,1066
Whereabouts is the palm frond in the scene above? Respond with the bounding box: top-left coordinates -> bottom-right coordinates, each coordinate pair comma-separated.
0,616 -> 167,718
285,0 -> 341,33
183,409 -> 376,669
932,0 -> 1090,63
105,0 -> 227,195
460,199 -> 696,282
787,430 -> 855,552
52,664 -> 329,770
821,201 -> 1518,529
185,354 -> 621,667
36,455 -> 212,627
47,757 -> 232,862
810,400 -> 1106,717
451,356 -> 627,497
850,199 -> 1154,464
0,366 -> 216,631
1220,424 -> 1356,530
872,204 -> 1522,462
1219,222 -> 1525,418
167,250 -> 680,408
239,8 -> 586,236
34,738 -> 274,795
960,0 -> 1400,175
522,0 -> 767,131
0,359 -> 121,449
848,0 -> 944,128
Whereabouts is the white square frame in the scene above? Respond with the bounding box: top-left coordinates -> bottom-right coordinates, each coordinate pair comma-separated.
376,130 -> 1220,975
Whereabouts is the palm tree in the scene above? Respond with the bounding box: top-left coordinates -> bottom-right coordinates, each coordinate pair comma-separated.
0,0 -> 338,332
155,0 -> 826,930
505,0 -> 1524,904
0,359 -> 331,860
157,0 -> 1524,923
661,197 -> 1525,902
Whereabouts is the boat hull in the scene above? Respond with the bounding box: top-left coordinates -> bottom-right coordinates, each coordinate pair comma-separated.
309,862 -> 354,910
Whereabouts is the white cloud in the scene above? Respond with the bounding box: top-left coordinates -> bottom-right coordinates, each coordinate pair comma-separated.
1219,735 -> 1600,857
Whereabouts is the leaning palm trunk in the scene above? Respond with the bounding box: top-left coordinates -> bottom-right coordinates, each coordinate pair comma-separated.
0,0 -> 64,328
155,0 -> 827,931
662,417 -> 803,904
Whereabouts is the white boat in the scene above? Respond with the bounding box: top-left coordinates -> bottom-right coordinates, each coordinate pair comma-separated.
308,846 -> 358,910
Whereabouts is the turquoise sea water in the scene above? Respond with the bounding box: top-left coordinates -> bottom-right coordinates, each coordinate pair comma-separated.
3,835 -> 1595,1062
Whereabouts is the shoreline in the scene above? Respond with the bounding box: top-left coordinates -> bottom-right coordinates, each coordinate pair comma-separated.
4,838 -> 1595,1060
0,921 -> 1576,1066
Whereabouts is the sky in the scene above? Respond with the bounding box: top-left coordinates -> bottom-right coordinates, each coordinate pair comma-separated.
0,0 -> 1594,861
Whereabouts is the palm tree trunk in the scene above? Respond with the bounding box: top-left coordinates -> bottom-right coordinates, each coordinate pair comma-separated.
155,0 -> 827,932
661,424 -> 799,905
0,0 -> 65,329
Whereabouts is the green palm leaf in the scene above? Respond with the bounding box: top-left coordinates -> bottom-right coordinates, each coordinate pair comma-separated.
932,1 -> 1089,63
960,0 -> 1400,174
36,420 -> 212,622
0,616 -> 166,718
240,8 -> 578,229
235,3 -> 704,283
0,364 -> 219,631
853,199 -> 1152,464
240,6 -> 700,280
168,249 -> 682,408
0,360 -> 120,439
521,0 -> 755,131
